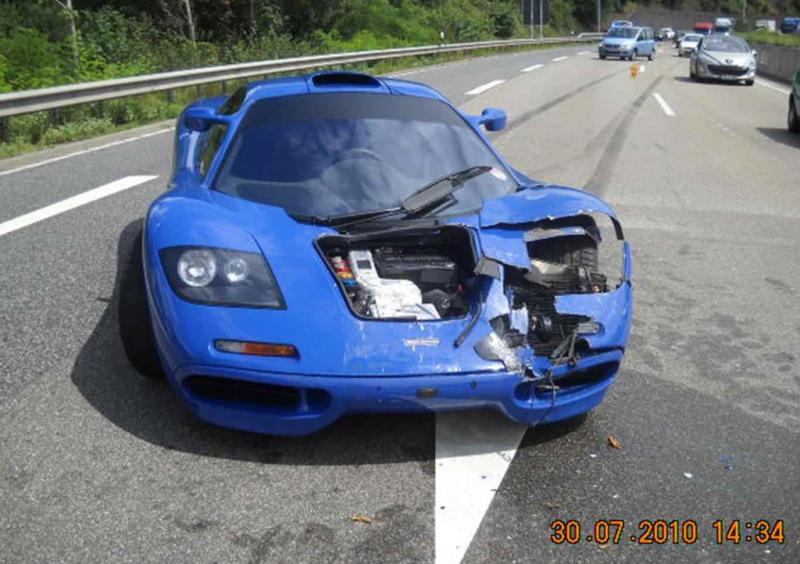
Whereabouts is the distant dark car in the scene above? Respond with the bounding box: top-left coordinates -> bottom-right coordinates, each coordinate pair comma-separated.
674,30 -> 687,47
789,65 -> 800,133
780,17 -> 800,34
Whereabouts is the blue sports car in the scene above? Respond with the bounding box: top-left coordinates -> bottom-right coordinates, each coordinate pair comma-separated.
118,71 -> 633,436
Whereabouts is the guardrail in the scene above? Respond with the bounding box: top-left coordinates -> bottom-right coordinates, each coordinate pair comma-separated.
0,36 -> 597,119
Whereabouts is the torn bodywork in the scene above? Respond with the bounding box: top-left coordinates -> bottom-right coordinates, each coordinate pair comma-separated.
470,189 -> 632,424
301,186 -> 632,428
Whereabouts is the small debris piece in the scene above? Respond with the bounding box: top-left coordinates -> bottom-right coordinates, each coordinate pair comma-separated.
351,515 -> 373,524
589,454 -> 597,458
607,435 -> 622,449
683,472 -> 693,479
544,502 -> 561,510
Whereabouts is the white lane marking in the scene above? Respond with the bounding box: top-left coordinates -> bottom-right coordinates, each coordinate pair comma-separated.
435,411 -> 527,564
552,56 -> 569,62
755,79 -> 791,96
465,79 -> 505,96
653,92 -> 676,117
0,175 -> 158,237
578,51 -> 591,55
520,64 -> 544,73
0,129 -> 172,178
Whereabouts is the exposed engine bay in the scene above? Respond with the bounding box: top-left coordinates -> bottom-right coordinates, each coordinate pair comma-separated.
318,226 -> 476,320
318,215 -> 626,367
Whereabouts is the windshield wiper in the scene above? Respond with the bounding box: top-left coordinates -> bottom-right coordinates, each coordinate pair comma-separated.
401,166 -> 492,215
326,165 -> 493,230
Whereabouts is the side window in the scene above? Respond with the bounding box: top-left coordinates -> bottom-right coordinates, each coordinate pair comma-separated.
198,124 -> 227,179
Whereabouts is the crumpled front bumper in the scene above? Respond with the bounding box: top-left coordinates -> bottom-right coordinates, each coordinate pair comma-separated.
167,348 -> 623,435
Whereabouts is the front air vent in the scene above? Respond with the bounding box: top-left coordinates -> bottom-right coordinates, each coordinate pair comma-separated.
311,72 -> 382,88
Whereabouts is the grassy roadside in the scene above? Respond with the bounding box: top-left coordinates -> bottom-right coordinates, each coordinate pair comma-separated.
741,29 -> 800,47
0,41 -> 585,162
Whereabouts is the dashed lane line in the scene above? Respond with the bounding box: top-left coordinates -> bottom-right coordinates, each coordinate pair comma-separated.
465,79 -> 505,96
0,175 -> 158,237
653,92 -> 676,117
0,130 -> 172,178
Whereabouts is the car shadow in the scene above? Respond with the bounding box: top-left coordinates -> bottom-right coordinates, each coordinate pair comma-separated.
673,76 -> 748,87
757,127 -> 800,149
71,221 -> 580,465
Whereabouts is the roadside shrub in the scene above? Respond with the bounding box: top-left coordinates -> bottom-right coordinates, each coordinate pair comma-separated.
40,117 -> 114,145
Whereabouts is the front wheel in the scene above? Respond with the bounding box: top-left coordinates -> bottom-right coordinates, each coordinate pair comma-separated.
789,98 -> 800,133
599,54 -> 606,60
118,228 -> 164,378
648,51 -> 654,61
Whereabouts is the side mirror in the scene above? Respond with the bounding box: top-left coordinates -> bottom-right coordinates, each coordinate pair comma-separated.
183,106 -> 228,132
478,108 -> 507,132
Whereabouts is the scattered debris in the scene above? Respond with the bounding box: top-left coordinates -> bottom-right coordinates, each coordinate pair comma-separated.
683,472 -> 693,479
612,494 -> 619,499
544,501 -> 561,510
720,454 -> 735,470
589,453 -> 597,458
351,515 -> 373,524
607,435 -> 622,449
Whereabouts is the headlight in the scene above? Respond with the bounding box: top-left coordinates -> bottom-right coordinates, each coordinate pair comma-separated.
160,246 -> 285,308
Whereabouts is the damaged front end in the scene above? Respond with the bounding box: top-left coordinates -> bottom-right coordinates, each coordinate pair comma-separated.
470,188 -> 633,424
310,186 -> 631,427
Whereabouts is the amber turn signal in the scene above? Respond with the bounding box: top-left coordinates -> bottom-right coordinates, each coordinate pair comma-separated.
214,339 -> 298,357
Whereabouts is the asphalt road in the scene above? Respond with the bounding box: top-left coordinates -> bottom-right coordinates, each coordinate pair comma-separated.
1,43 -> 798,563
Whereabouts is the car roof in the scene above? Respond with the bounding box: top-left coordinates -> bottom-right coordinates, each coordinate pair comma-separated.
223,71 -> 450,115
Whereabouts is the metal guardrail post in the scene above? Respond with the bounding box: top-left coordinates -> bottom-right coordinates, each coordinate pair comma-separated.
0,117 -> 9,143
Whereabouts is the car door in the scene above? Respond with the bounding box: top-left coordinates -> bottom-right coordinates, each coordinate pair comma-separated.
641,28 -> 655,54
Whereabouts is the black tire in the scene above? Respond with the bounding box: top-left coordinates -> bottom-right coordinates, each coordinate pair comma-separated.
599,54 -> 606,60
118,228 -> 164,378
790,97 -> 800,133
744,79 -> 754,86
648,51 -> 654,61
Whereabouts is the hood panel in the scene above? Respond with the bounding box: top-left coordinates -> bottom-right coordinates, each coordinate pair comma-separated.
479,185 -> 618,228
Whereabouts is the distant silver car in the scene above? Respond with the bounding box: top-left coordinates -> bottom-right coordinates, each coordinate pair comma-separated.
690,35 -> 756,85
678,34 -> 702,56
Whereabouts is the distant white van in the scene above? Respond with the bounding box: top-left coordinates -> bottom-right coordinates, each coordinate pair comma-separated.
714,17 -> 734,35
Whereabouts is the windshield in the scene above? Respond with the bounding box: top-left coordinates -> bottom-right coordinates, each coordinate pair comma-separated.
683,35 -> 702,42
214,93 -> 516,219
607,27 -> 637,38
702,36 -> 749,53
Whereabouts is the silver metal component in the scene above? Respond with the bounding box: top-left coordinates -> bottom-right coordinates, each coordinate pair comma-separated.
347,250 -> 439,320
474,332 -> 521,371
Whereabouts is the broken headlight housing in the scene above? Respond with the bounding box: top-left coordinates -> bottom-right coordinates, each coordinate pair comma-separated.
160,246 -> 285,308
